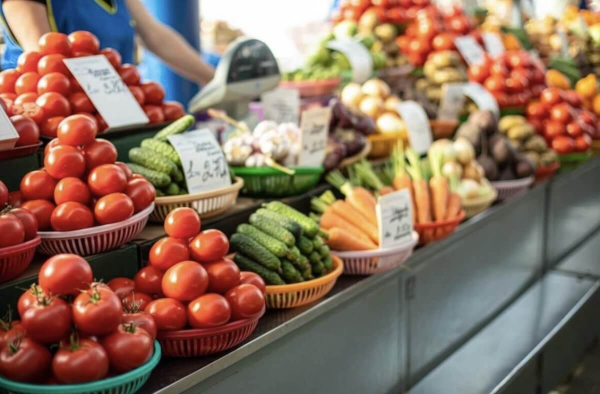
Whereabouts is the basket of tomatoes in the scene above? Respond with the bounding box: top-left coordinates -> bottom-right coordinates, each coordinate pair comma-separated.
0,98 -> 43,160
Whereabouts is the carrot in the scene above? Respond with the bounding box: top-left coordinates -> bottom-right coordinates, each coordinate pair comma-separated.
447,192 -> 462,219
320,207 -> 372,243
347,187 -> 377,226
405,148 -> 431,224
428,150 -> 449,222
330,200 -> 379,244
326,227 -> 378,251
392,141 -> 416,224
380,186 -> 395,195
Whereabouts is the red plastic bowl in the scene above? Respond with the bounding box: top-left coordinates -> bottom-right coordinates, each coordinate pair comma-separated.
0,142 -> 42,160
0,236 -> 40,283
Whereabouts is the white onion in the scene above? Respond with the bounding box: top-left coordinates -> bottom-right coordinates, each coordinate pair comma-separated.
341,82 -> 364,109
361,78 -> 391,99
454,137 -> 475,165
359,96 -> 384,119
376,113 -> 404,134
442,161 -> 463,179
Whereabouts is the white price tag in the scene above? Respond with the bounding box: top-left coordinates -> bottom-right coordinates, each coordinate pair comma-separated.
579,15 -> 589,34
557,28 -> 570,57
437,83 -> 467,121
376,189 -> 414,249
463,82 -> 499,118
454,35 -> 486,66
327,39 -> 373,83
395,100 -> 432,155
482,33 -> 505,57
168,129 -> 231,194
298,106 -> 331,167
0,105 -> 19,151
260,87 -> 300,125
64,55 -> 148,130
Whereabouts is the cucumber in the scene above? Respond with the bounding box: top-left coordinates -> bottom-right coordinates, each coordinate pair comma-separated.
233,254 -> 285,285
301,264 -> 313,281
249,213 -> 295,247
126,163 -> 171,187
230,233 -> 281,273
288,246 -> 301,262
140,139 -> 181,165
153,114 -> 195,141
129,147 -> 177,175
173,168 -> 184,183
281,260 -> 304,283
322,254 -> 333,271
178,187 -> 188,195
313,236 -> 324,250
166,183 -> 180,195
236,224 -> 289,258
155,189 -> 165,197
263,201 -> 318,237
319,245 -> 330,258
312,260 -> 325,277
297,236 -> 314,255
309,251 -> 321,265
255,209 -> 303,239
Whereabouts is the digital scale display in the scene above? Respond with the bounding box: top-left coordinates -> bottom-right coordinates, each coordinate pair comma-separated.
227,39 -> 279,83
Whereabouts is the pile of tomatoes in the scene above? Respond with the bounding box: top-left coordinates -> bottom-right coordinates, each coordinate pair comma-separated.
332,0 -> 431,25
0,31 -> 185,136
468,51 -> 546,108
0,179 -> 38,250
526,87 -> 597,154
0,254 -> 156,384
14,115 -> 155,231
115,208 -> 266,333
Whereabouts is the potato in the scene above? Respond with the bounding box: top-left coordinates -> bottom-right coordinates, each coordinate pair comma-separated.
426,86 -> 442,101
431,68 -> 466,84
415,78 -> 430,92
524,135 -> 548,153
498,116 -> 527,134
540,151 -> 558,166
507,124 -> 535,141
429,51 -> 461,68
524,151 -> 541,167
423,61 -> 437,78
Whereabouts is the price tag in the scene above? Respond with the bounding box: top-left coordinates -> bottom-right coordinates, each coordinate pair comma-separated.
376,189 -> 414,249
327,39 -> 373,83
168,129 -> 231,194
395,100 -> 432,155
557,28 -> 570,57
260,87 -> 300,125
437,83 -> 467,121
579,15 -> 589,34
298,106 -> 331,167
64,55 -> 148,130
463,82 -> 499,118
454,35 -> 486,66
482,33 -> 505,57
0,104 -> 19,151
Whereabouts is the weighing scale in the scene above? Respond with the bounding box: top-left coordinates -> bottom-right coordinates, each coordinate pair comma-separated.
188,38 -> 281,119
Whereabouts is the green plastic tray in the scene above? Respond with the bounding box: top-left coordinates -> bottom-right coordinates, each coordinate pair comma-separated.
0,341 -> 161,394
231,167 -> 324,197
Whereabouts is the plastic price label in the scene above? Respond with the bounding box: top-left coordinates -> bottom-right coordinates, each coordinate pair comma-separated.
454,35 -> 486,66
463,82 -> 499,118
298,106 -> 331,167
376,189 -> 414,248
168,129 -> 231,194
327,39 -> 373,83
557,28 -> 570,57
437,83 -> 467,121
482,33 -> 505,57
0,104 -> 19,151
64,55 -> 148,130
396,100 -> 432,155
261,87 -> 300,125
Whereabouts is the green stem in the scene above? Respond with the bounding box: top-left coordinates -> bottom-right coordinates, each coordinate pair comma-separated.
311,197 -> 329,214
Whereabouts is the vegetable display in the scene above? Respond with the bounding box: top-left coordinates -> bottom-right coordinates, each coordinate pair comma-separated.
0,180 -> 38,248
417,51 -> 468,105
498,115 -> 558,169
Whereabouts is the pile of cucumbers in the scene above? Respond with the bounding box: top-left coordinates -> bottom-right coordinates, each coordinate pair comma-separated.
126,115 -> 195,197
231,201 -> 333,286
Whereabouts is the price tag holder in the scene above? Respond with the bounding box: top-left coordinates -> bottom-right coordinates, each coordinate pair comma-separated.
298,106 -> 331,167
64,55 -> 148,130
463,82 -> 499,118
168,129 -> 231,194
0,105 -> 19,151
482,33 -> 505,57
557,28 -> 570,57
395,100 -> 432,155
327,39 -> 373,83
376,189 -> 414,249
454,35 -> 486,66
260,87 -> 300,125
437,83 -> 467,121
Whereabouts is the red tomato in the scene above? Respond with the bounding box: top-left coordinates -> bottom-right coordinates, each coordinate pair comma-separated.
189,229 -> 229,263
12,102 -> 45,124
107,277 -> 135,300
140,82 -> 165,105
575,134 -> 592,152
145,298 -> 187,331
73,286 -> 123,336
0,214 -> 25,247
44,144 -> 85,179
143,105 -> 165,124
566,121 -> 584,138
204,258 -> 241,294
51,201 -> 94,231
82,139 -> 117,172
0,337 -> 52,383
225,284 -> 265,321
17,284 -> 45,316
545,120 -> 567,139
432,32 -> 455,51
20,169 -> 56,201
122,291 -> 154,312
115,161 -> 133,180
550,103 -> 574,124
8,207 -> 38,240
529,117 -> 545,134
0,180 -> 6,207
38,32 -> 71,57
526,101 -> 548,119
94,193 -> 134,225
68,31 -> 100,54
88,163 -> 127,197
162,260 -> 209,301
118,64 -> 141,86
407,38 -> 432,55
14,92 -> 38,105
149,237 -> 190,271
128,85 -> 145,106
484,76 -> 506,92
37,72 -> 70,96
21,295 -> 72,344
15,72 -> 41,95
407,52 -> 427,67
161,101 -> 186,121
187,293 -> 231,328
52,338 -> 108,384
489,62 -> 508,77
134,266 -> 164,297
39,254 -> 92,296
95,113 -> 108,132
563,90 -> 582,108
37,54 -> 69,76
125,178 -> 155,213
100,48 -> 122,70
76,111 -> 97,124
21,199 -> 55,230
0,69 -> 21,94
121,312 -> 157,339
44,137 -> 62,156
40,116 -> 64,137
57,114 -> 97,146
506,51 -> 530,69
578,111 -> 597,127
17,51 -> 42,73
505,76 -> 528,93
70,77 -> 83,93
36,92 -> 71,118
541,87 -> 563,107
11,115 -> 39,147
101,323 -> 153,372
68,92 -> 95,113
551,135 -> 574,154
468,64 -> 490,84
164,207 -> 200,239
239,272 -> 266,294
0,321 -> 25,350
0,93 -> 16,113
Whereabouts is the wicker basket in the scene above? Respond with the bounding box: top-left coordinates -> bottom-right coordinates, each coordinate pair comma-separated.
279,78 -> 341,98
461,189 -> 497,219
0,236 -> 40,284
414,211 -> 465,245
429,120 -> 458,140
231,167 -> 323,198
367,132 -> 407,159
338,140 -> 372,169
491,177 -> 534,201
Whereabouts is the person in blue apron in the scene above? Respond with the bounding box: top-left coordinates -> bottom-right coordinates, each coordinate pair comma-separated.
0,0 -> 214,85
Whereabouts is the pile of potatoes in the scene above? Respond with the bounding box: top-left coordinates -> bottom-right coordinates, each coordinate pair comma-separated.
416,51 -> 468,105
499,116 -> 558,169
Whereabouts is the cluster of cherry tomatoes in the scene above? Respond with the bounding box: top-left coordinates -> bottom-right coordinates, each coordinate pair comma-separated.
0,179 -> 38,249
332,0 -> 431,25
0,255 -> 155,384
14,114 -> 155,231
468,51 -> 546,108
526,87 -> 597,154
0,30 -> 185,136
397,5 -> 478,66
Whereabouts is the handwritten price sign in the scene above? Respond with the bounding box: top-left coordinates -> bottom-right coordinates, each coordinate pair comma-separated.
482,33 -> 505,57
463,82 -> 499,118
454,35 -> 486,66
168,129 -> 231,194
377,189 -> 414,248
299,106 -> 331,167
64,55 -> 148,129
396,100 -> 432,155
438,83 -> 467,121
261,87 -> 300,125
327,39 -> 373,83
